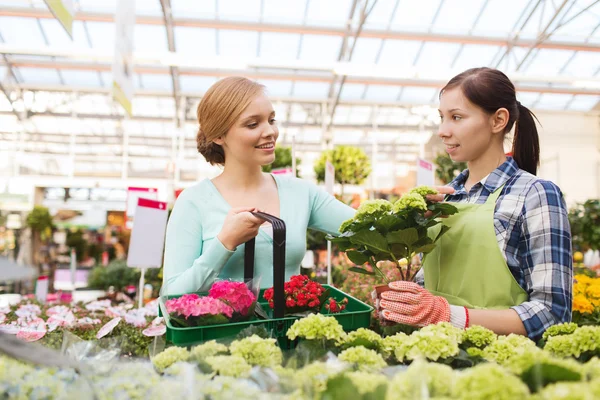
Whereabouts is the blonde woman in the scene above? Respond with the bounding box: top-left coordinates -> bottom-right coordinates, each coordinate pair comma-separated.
162,77 -> 354,294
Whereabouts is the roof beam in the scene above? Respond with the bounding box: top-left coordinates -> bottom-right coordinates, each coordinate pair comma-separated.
159,0 -> 181,127
5,58 -> 600,95
1,6 -> 599,52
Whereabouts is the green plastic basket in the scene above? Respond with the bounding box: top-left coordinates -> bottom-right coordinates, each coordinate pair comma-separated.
161,212 -> 373,348
161,285 -> 373,348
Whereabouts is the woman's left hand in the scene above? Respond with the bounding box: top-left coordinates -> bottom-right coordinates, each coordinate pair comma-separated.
378,281 -> 451,327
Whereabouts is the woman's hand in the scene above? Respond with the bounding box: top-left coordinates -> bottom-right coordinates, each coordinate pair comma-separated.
217,207 -> 266,250
425,186 -> 456,218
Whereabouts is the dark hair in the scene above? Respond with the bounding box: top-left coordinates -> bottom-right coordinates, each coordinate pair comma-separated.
440,67 -> 540,175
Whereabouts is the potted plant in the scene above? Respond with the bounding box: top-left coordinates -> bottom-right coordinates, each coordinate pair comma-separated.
314,146 -> 371,196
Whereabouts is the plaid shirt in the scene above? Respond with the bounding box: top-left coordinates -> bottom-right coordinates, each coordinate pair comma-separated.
417,157 -> 572,341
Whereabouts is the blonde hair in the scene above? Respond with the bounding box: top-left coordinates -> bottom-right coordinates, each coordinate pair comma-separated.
196,77 -> 265,165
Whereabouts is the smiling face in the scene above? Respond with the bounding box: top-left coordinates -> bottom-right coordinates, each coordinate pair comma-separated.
214,94 -> 279,168
437,87 -> 503,164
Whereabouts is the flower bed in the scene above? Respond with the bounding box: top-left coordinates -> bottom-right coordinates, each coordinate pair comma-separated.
4,302 -> 600,399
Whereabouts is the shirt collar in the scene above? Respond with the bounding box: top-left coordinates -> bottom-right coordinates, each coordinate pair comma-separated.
448,157 -> 520,194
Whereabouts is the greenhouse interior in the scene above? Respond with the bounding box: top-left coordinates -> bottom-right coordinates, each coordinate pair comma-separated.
1,0 -> 600,398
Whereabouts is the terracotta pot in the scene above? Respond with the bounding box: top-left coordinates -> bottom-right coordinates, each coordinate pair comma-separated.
373,284 -> 390,299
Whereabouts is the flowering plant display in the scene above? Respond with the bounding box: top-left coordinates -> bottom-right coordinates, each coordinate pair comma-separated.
165,280 -> 258,328
572,274 -> 600,326
327,186 -> 458,282
263,274 -> 348,315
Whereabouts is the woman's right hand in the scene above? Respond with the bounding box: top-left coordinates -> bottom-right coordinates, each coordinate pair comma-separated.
217,207 -> 266,250
425,186 -> 456,203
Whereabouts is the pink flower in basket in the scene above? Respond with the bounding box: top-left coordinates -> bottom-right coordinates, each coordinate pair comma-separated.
165,294 -> 234,319
208,281 -> 256,316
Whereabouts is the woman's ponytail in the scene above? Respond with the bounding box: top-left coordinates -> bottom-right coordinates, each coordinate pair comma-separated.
512,102 -> 540,175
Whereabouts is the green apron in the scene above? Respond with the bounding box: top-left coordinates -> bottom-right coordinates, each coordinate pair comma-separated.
423,186 -> 528,309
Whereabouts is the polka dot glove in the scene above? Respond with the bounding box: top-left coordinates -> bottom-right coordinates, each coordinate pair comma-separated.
378,281 -> 451,327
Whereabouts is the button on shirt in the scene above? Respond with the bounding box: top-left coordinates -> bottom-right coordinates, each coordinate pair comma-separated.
417,157 -> 572,341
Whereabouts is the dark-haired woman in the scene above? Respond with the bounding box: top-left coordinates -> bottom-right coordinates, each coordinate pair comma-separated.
162,77 -> 354,295
377,68 -> 572,341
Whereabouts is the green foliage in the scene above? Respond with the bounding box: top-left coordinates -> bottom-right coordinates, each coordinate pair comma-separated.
88,260 -> 140,292
328,187 -> 458,282
314,146 -> 372,188
569,200 -> 600,251
434,152 -> 467,184
66,229 -> 87,261
262,145 -> 301,176
26,205 -> 54,234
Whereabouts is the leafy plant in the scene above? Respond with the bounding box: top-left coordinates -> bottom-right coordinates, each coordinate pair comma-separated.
26,205 -> 54,239
327,187 -> 458,282
568,200 -> 600,251
314,146 -> 372,195
262,145 -> 301,177
434,152 -> 467,184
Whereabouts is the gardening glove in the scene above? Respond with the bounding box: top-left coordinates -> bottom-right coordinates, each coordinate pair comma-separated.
378,281 -> 451,327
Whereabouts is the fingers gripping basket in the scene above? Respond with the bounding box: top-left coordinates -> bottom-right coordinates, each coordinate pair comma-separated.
162,212 -> 373,347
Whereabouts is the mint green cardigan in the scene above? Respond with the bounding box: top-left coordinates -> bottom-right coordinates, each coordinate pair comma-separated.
162,175 -> 355,294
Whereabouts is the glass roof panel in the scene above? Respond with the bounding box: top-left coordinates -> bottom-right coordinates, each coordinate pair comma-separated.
451,45 -> 502,73
306,0 -> 353,27
291,81 -> 329,99
568,95 -> 600,112
258,32 -> 301,60
399,87 -> 437,104
16,67 -> 61,85
0,16 -> 46,46
471,0 -> 524,37
522,49 -> 576,75
391,0 -> 441,32
351,38 -> 383,64
347,106 -> 372,125
262,0 -> 307,25
363,85 -> 402,102
134,24 -> 169,52
561,52 -> 600,77
363,0 -> 400,30
551,3 -> 600,38
257,79 -> 293,97
432,0 -> 484,35
535,93 -> 574,110
218,29 -> 259,58
217,0 -> 262,22
85,22 -> 116,51
376,40 -> 422,68
61,70 -> 103,87
516,92 -> 543,108
180,76 -> 218,94
340,83 -> 367,101
298,34 -> 343,63
77,0 -> 117,14
171,0 -> 217,18
138,74 -> 173,91
332,105 -> 352,125
174,27 -> 217,58
39,20 -> 89,49
415,42 -> 461,71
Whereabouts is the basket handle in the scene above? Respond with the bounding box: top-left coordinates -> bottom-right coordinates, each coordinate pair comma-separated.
243,212 -> 286,319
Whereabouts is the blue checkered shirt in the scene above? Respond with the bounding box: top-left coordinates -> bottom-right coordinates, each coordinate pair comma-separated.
417,157 -> 572,341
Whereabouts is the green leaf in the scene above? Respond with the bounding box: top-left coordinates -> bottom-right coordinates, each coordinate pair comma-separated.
434,225 -> 451,243
346,250 -> 370,265
390,243 -> 408,257
413,243 -> 437,254
349,230 -> 389,253
520,362 -> 582,393
348,267 -> 376,276
387,228 -> 418,246
413,237 -> 433,248
430,202 -> 459,216
374,215 -> 403,233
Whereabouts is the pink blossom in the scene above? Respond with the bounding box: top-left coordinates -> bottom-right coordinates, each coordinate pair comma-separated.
208,281 -> 256,315
15,304 -> 41,318
46,305 -> 71,316
166,294 -> 233,319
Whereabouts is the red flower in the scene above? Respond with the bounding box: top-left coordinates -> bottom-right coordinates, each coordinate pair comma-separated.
263,275 -> 327,311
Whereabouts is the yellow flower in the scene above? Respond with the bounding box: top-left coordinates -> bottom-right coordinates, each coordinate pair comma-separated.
575,275 -> 594,285
587,284 -> 600,299
574,251 -> 584,263
573,294 -> 595,314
